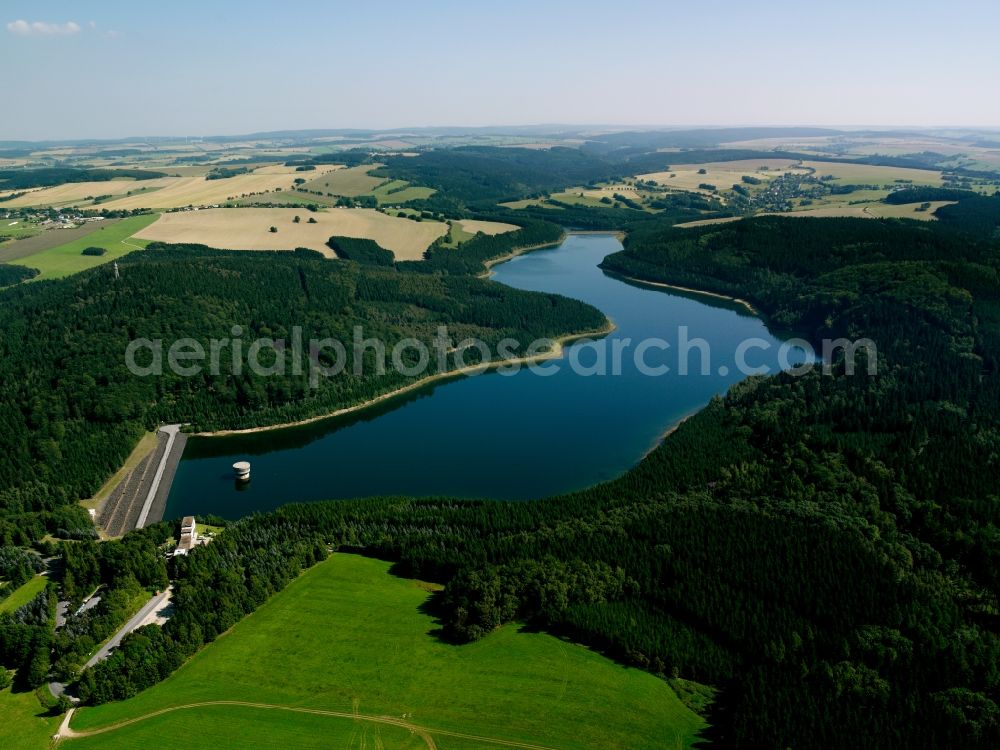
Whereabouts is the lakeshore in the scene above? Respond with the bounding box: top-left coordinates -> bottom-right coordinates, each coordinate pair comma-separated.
478,234 -> 567,278
193,319 -> 616,438
607,272 -> 759,315
163,232 -> 797,519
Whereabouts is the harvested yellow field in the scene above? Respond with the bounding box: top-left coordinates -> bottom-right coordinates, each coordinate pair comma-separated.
799,161 -> 943,186
134,207 -> 448,260
674,216 -> 743,229
674,201 -> 955,227
639,159 -> 807,193
570,184 -> 643,202
778,200 -> 955,220
87,166 -> 341,211
300,165 -> 385,196
457,219 -> 518,235
253,164 -> 335,175
3,178 -> 176,207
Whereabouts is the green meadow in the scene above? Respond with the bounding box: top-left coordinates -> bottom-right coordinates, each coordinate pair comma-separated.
0,685 -> 60,750
19,214 -> 158,280
371,179 -> 436,205
67,554 -> 705,750
0,574 -> 47,614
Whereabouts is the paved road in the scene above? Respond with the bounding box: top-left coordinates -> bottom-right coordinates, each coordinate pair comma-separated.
135,424 -> 181,529
84,588 -> 172,669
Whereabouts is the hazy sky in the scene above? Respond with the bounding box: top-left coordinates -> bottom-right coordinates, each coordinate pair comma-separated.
3,0 -> 999,140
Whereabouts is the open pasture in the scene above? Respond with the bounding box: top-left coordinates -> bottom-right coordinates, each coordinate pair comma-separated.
300,165 -> 386,196
0,685 -> 60,750
67,554 -> 704,750
18,214 -> 158,279
134,207 -> 448,260
371,179 -> 436,204
0,219 -> 41,245
0,219 -> 127,262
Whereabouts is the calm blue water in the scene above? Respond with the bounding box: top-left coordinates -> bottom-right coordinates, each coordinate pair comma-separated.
165,234 -> 801,518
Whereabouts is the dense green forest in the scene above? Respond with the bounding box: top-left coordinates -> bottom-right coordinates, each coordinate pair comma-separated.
75,516 -> 326,703
375,147 -> 619,205
325,235 -> 395,266
0,263 -> 38,286
60,210 -> 1000,747
0,237 -> 605,545
884,188 -> 1000,239
0,584 -> 56,691
0,546 -> 45,605
0,167 -> 167,191
373,145 -> 805,208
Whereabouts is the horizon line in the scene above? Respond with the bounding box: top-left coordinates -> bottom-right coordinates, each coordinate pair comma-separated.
4,123 -> 1000,146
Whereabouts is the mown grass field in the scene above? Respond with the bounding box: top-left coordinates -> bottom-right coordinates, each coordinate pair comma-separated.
0,220 -> 127,263
371,179 -> 436,205
67,704 -> 428,750
0,684 -> 60,750
456,219 -> 518,236
779,199 -> 955,220
83,167 -> 341,211
134,207 -> 447,260
0,219 -> 41,245
301,165 -> 385,196
2,178 -> 175,209
67,554 -> 705,750
18,214 -> 157,280
799,160 -> 943,186
0,574 -> 47,614
299,166 -> 436,205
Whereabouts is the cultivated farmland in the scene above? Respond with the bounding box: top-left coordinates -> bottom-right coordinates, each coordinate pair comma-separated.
134,207 -> 448,260
2,178 -> 176,208
300,165 -> 385,196
17,214 -> 158,279
798,160 -> 944,186
638,158 -> 809,194
66,554 -> 705,750
455,218 -> 518,235
779,199 -> 956,220
78,166 -> 341,211
298,165 -> 436,204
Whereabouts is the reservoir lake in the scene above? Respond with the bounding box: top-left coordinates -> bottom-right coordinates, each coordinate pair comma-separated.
165,233 -> 804,519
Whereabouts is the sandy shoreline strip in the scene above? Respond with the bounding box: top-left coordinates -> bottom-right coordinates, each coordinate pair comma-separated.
612,272 -> 759,315
194,320 -> 617,437
639,408 -> 703,463
478,230 -> 627,279
478,234 -> 567,278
